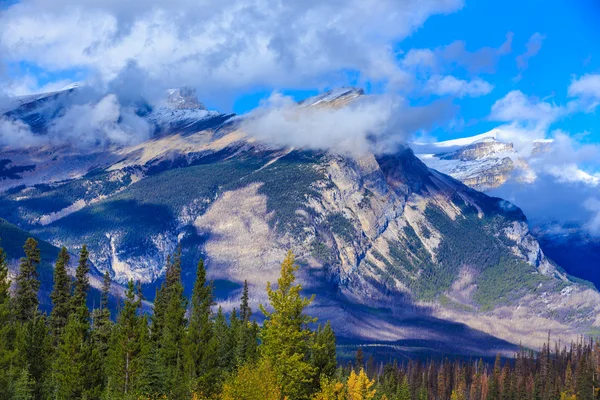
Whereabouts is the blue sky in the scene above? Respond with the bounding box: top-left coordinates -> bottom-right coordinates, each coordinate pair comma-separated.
1,0 -> 599,144
227,0 -> 600,142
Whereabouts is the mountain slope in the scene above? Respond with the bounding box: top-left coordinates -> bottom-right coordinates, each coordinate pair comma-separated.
1,88 -> 598,353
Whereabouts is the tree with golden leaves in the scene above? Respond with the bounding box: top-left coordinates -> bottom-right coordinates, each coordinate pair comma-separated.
346,368 -> 376,400
221,359 -> 282,400
313,377 -> 346,400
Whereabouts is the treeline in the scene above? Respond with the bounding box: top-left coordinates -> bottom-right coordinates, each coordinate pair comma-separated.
347,337 -> 599,400
1,238 -> 599,400
0,239 -> 341,399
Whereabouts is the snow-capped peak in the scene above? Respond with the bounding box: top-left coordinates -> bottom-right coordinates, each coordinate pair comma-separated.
300,87 -> 364,107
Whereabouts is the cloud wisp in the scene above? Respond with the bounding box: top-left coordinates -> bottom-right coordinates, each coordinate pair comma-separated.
241,92 -> 456,155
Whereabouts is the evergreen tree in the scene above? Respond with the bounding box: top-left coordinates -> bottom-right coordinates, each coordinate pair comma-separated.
50,247 -> 72,337
311,322 -> 337,386
185,258 -> 216,393
15,238 -> 41,323
12,368 -> 34,400
157,248 -> 188,397
52,313 -> 88,398
397,375 -> 411,400
16,314 -> 51,399
105,280 -> 149,397
91,271 -> 113,363
71,245 -> 90,322
208,306 -> 231,390
356,347 -> 364,371
235,280 -> 258,367
260,250 -> 317,400
0,243 -> 17,395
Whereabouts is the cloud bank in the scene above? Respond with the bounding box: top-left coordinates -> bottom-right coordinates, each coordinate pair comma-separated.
0,0 -> 464,101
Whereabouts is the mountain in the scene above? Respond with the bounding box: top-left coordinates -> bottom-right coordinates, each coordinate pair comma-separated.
412,128 -> 552,192
1,87 -> 599,355
413,131 -> 600,291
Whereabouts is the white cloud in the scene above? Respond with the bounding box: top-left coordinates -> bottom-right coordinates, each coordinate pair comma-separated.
490,90 -> 566,127
584,198 -> 600,236
47,94 -> 151,147
425,75 -> 493,97
0,0 -> 464,102
0,117 -> 41,148
568,74 -> 600,111
242,92 -> 455,154
515,32 -> 545,80
403,33 -> 513,75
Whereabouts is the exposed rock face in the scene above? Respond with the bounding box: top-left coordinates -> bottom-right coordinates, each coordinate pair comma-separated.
1,87 -> 599,354
438,138 -> 515,161
166,87 -> 206,110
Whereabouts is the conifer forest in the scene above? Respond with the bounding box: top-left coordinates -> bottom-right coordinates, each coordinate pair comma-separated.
0,238 -> 597,400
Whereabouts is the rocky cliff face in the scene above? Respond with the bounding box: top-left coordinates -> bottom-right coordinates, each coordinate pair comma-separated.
1,88 -> 598,353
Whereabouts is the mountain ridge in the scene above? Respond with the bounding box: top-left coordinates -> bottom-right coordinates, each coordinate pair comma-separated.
0,86 -> 598,354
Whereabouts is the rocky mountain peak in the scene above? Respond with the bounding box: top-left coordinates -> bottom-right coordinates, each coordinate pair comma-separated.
166,87 -> 206,110
300,87 -> 364,108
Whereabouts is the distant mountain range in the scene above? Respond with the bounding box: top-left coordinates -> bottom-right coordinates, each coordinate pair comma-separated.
413,131 -> 600,292
1,86 -> 599,356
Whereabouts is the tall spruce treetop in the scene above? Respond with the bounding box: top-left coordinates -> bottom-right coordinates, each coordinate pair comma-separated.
260,250 -> 317,400
50,247 -> 72,336
240,280 -> 251,322
101,270 -> 111,310
72,245 -> 90,312
15,238 -> 41,323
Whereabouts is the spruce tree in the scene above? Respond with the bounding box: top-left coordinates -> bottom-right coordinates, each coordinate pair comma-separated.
50,247 -> 72,337
52,313 -> 88,398
260,250 -> 317,400
72,245 -> 90,321
157,248 -> 188,397
15,238 -> 41,323
92,271 -> 113,360
397,375 -> 411,400
0,243 -> 17,395
235,280 -> 259,367
105,280 -> 149,397
311,321 -> 337,385
12,368 -> 34,400
16,314 -> 51,399
185,258 -> 215,392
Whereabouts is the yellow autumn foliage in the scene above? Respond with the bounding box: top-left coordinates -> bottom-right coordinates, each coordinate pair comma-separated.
221,359 -> 282,400
346,369 -> 376,400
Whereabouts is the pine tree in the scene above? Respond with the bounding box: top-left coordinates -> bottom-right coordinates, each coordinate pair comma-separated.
311,322 -> 337,386
12,368 -> 34,400
16,314 -> 51,399
157,248 -> 188,397
356,347 -> 364,371
235,280 -> 258,367
397,375 -> 411,400
15,238 -> 41,323
52,313 -> 88,398
92,271 -> 113,360
50,247 -> 72,337
0,243 -> 17,395
71,245 -> 90,321
105,280 -> 149,397
186,258 -> 216,393
260,250 -> 317,400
